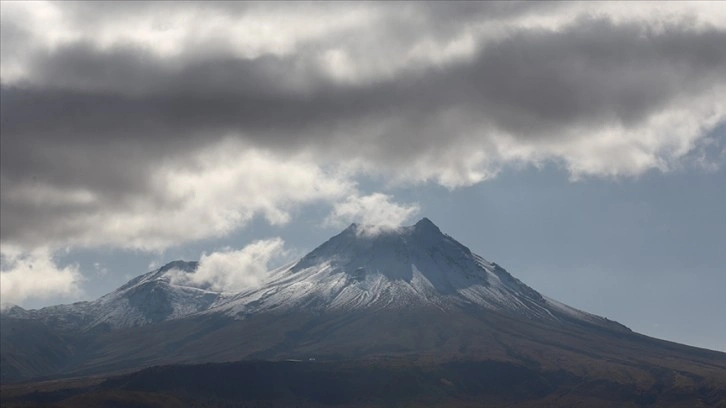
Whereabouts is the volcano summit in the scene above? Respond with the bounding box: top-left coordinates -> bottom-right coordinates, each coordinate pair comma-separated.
209,218 -> 627,332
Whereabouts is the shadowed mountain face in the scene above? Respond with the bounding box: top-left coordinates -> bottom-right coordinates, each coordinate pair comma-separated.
1,218 -> 725,406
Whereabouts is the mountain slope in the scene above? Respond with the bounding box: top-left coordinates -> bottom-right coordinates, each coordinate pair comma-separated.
1,218 -> 723,389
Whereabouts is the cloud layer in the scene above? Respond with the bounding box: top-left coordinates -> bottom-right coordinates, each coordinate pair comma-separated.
0,250 -> 83,305
169,238 -> 286,293
326,193 -> 420,234
1,140 -> 353,251
2,2 -> 725,255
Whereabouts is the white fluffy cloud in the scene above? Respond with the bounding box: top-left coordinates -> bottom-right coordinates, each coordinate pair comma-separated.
325,193 -> 420,234
169,238 -> 285,292
2,139 -> 357,251
0,249 -> 83,305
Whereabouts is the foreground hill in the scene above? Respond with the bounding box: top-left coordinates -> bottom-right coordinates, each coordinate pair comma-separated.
2,359 -> 725,408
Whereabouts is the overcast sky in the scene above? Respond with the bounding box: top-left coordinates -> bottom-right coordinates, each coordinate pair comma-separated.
1,1 -> 725,351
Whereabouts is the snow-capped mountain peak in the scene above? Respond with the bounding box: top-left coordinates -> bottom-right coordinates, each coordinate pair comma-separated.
116,260 -> 199,291
290,217 -> 482,286
209,218 -> 625,333
2,260 -> 224,331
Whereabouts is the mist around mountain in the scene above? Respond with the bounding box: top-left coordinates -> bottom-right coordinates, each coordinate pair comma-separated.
1,218 -> 725,407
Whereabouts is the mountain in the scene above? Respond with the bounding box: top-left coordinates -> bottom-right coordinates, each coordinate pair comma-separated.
211,218 -> 626,332
2,218 -> 624,334
2,218 -> 725,407
2,261 -> 223,332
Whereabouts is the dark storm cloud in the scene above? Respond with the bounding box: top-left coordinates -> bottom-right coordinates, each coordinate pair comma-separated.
4,17 -> 724,156
55,1 -> 556,35
454,20 -> 726,132
1,2 -> 725,249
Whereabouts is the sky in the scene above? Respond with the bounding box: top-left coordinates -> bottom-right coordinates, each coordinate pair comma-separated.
1,1 -> 724,351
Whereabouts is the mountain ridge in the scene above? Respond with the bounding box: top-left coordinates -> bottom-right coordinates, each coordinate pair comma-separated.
2,260 -> 223,332
2,218 -> 627,334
